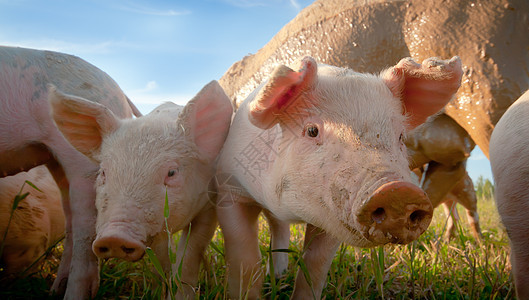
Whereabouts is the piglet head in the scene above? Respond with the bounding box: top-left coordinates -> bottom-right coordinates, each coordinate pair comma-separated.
247,56 -> 461,247
49,81 -> 232,261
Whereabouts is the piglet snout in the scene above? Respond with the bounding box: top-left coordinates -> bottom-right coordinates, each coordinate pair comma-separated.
92,231 -> 146,261
357,181 -> 433,245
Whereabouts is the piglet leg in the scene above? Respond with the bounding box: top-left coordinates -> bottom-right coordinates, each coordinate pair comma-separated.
217,197 -> 263,299
292,224 -> 340,300
174,205 -> 218,299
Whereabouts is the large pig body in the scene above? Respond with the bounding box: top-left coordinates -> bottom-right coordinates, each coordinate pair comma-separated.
0,165 -> 64,275
490,89 -> 529,299
50,81 -> 233,298
220,0 -> 529,159
0,46 -> 139,298
412,166 -> 480,241
216,56 -> 463,298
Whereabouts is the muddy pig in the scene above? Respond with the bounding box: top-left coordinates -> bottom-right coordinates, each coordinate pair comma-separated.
412,166 -> 480,241
0,165 -> 65,276
490,89 -> 529,299
215,55 -> 463,298
49,81 -> 232,298
407,113 -> 480,240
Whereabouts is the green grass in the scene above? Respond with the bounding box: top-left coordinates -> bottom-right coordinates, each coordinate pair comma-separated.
0,194 -> 512,299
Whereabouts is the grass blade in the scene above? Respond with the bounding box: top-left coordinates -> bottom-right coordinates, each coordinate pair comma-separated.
145,247 -> 167,282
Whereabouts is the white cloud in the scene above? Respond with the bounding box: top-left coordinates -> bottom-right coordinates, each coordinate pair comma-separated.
125,82 -> 193,114
0,38 -> 124,55
115,2 -> 191,16
220,0 -> 303,9
289,0 -> 301,10
145,81 -> 158,90
127,92 -> 193,115
0,0 -> 28,6
469,152 -> 487,161
135,94 -> 190,106
130,81 -> 159,93
219,0 -> 267,7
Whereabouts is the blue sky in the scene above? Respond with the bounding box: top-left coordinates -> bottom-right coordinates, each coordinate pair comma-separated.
0,0 -> 492,182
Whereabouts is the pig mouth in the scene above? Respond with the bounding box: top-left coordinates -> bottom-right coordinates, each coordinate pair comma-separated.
336,219 -> 379,248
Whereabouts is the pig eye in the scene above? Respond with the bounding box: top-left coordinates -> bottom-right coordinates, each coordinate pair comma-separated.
399,133 -> 404,143
306,125 -> 319,138
164,167 -> 180,186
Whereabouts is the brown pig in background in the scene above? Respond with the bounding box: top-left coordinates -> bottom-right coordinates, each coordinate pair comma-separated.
407,113 -> 481,241
0,165 -> 65,276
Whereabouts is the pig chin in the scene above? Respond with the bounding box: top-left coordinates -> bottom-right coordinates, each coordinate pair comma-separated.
309,198 -> 380,248
325,217 -> 380,248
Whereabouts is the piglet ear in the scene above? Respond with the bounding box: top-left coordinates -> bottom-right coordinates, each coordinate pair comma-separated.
383,56 -> 463,129
249,56 -> 318,129
48,84 -> 120,161
179,81 -> 233,163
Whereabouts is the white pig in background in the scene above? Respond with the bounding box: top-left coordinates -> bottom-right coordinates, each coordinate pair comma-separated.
0,165 -> 65,275
49,80 -> 232,298
490,90 -> 529,300
215,56 -> 463,299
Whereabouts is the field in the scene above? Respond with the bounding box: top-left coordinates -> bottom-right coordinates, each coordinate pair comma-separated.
0,186 -> 513,299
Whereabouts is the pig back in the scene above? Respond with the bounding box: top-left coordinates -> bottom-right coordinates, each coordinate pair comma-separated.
219,0 -> 529,158
219,0 -> 409,108
0,46 -> 137,177
0,46 -> 135,120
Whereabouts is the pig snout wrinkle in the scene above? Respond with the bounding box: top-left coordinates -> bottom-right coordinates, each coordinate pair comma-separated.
357,181 -> 433,244
92,236 -> 146,261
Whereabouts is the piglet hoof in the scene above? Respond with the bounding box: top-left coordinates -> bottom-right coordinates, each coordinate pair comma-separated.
50,276 -> 68,297
62,268 -> 100,300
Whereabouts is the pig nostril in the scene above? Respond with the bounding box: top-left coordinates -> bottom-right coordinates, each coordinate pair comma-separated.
121,246 -> 136,254
98,247 -> 109,254
409,210 -> 428,227
371,207 -> 386,224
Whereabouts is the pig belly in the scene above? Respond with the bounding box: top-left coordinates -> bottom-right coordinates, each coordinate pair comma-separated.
0,143 -> 53,177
